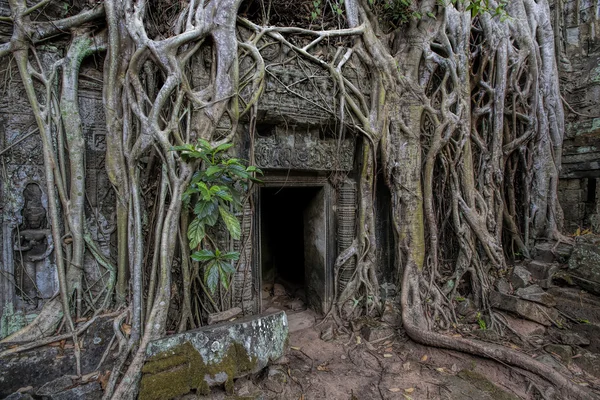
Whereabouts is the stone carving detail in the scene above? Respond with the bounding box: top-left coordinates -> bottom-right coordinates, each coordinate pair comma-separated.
337,181 -> 356,291
254,127 -> 354,171
233,201 -> 254,313
13,184 -> 55,309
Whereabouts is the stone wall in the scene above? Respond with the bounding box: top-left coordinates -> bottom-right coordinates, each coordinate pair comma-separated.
552,0 -> 600,231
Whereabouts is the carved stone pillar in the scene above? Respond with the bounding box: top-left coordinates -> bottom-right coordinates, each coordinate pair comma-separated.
336,180 -> 357,293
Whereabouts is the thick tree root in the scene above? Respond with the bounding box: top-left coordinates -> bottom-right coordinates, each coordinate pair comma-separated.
401,266 -> 596,400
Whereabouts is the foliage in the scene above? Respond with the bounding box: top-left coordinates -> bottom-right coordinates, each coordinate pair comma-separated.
174,140 -> 262,293
370,0 -> 510,27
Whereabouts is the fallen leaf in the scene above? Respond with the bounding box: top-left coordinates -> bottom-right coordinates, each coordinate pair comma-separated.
388,388 -> 401,392
291,346 -> 301,351
356,336 -> 362,344
436,367 -> 446,373
383,353 -> 393,358
452,334 -> 462,338
420,354 -> 428,362
317,364 -> 329,371
405,387 -> 415,393
98,371 -> 111,391
121,323 -> 131,335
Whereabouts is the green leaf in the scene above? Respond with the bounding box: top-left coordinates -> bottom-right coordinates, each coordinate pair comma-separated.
215,143 -> 234,153
205,165 -> 223,176
197,138 -> 212,150
197,182 -> 212,200
215,189 -> 233,202
191,249 -> 215,262
219,206 -> 241,240
187,218 -> 206,249
204,208 -> 219,226
194,199 -> 218,220
245,166 -> 263,174
221,251 -> 240,261
219,266 -> 230,290
204,262 -> 219,293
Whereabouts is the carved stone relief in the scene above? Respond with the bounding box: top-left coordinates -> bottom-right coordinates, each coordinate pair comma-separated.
254,126 -> 354,171
13,184 -> 56,309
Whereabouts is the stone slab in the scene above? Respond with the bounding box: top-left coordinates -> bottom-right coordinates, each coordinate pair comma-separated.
490,291 -> 560,326
139,311 -> 288,400
0,316 -> 115,398
515,285 -> 556,307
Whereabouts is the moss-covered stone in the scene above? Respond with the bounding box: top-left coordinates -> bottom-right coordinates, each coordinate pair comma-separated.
139,311 -> 288,400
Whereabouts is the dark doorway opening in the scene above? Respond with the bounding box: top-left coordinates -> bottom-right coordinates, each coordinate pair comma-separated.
260,186 -> 325,311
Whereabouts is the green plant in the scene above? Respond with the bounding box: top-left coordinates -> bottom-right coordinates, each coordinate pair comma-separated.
174,139 -> 262,293
476,312 -> 487,330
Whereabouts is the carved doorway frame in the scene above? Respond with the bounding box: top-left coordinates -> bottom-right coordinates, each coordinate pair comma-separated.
253,174 -> 335,315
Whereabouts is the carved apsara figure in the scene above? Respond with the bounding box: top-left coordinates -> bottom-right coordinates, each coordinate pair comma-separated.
13,184 -> 53,309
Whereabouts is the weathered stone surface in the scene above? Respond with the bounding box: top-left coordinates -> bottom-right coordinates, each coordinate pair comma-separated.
490,291 -> 560,326
139,311 -> 288,400
573,351 -> 600,378
548,328 -> 590,347
36,376 -> 75,396
567,235 -> 600,295
273,284 -> 286,296
524,261 -> 558,288
533,241 -> 573,263
4,393 -> 34,400
494,278 -> 512,295
41,382 -> 102,400
510,265 -> 531,289
0,316 -> 115,397
207,307 -> 242,325
287,299 -> 305,311
545,344 -> 573,363
515,285 -> 556,307
360,323 -> 395,342
502,314 -> 546,337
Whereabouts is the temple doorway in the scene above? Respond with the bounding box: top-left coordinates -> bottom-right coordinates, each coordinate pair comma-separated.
258,182 -> 332,314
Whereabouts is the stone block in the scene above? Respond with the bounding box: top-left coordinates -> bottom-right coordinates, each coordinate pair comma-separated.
510,265 -> 532,289
525,261 -> 556,281
0,316 -> 115,398
533,241 -> 573,263
139,311 -> 288,400
545,344 -> 573,363
490,291 -> 560,326
515,285 -> 556,307
567,235 -> 600,295
360,323 -> 395,342
207,307 -> 242,325
502,314 -> 546,337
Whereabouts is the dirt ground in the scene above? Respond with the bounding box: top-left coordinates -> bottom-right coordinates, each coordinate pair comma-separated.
188,306 -> 594,400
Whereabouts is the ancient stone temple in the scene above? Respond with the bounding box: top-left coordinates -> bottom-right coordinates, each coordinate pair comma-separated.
231,55 -> 395,316
0,38 -> 396,334
554,0 -> 600,232
0,50 -> 115,335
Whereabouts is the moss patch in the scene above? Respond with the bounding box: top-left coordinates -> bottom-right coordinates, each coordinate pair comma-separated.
139,341 -> 258,400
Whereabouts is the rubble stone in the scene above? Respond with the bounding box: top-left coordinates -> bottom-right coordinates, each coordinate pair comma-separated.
510,265 -> 532,289
207,307 -> 242,325
490,291 -> 560,326
515,285 -> 556,307
139,311 -> 288,399
567,235 -> 600,295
